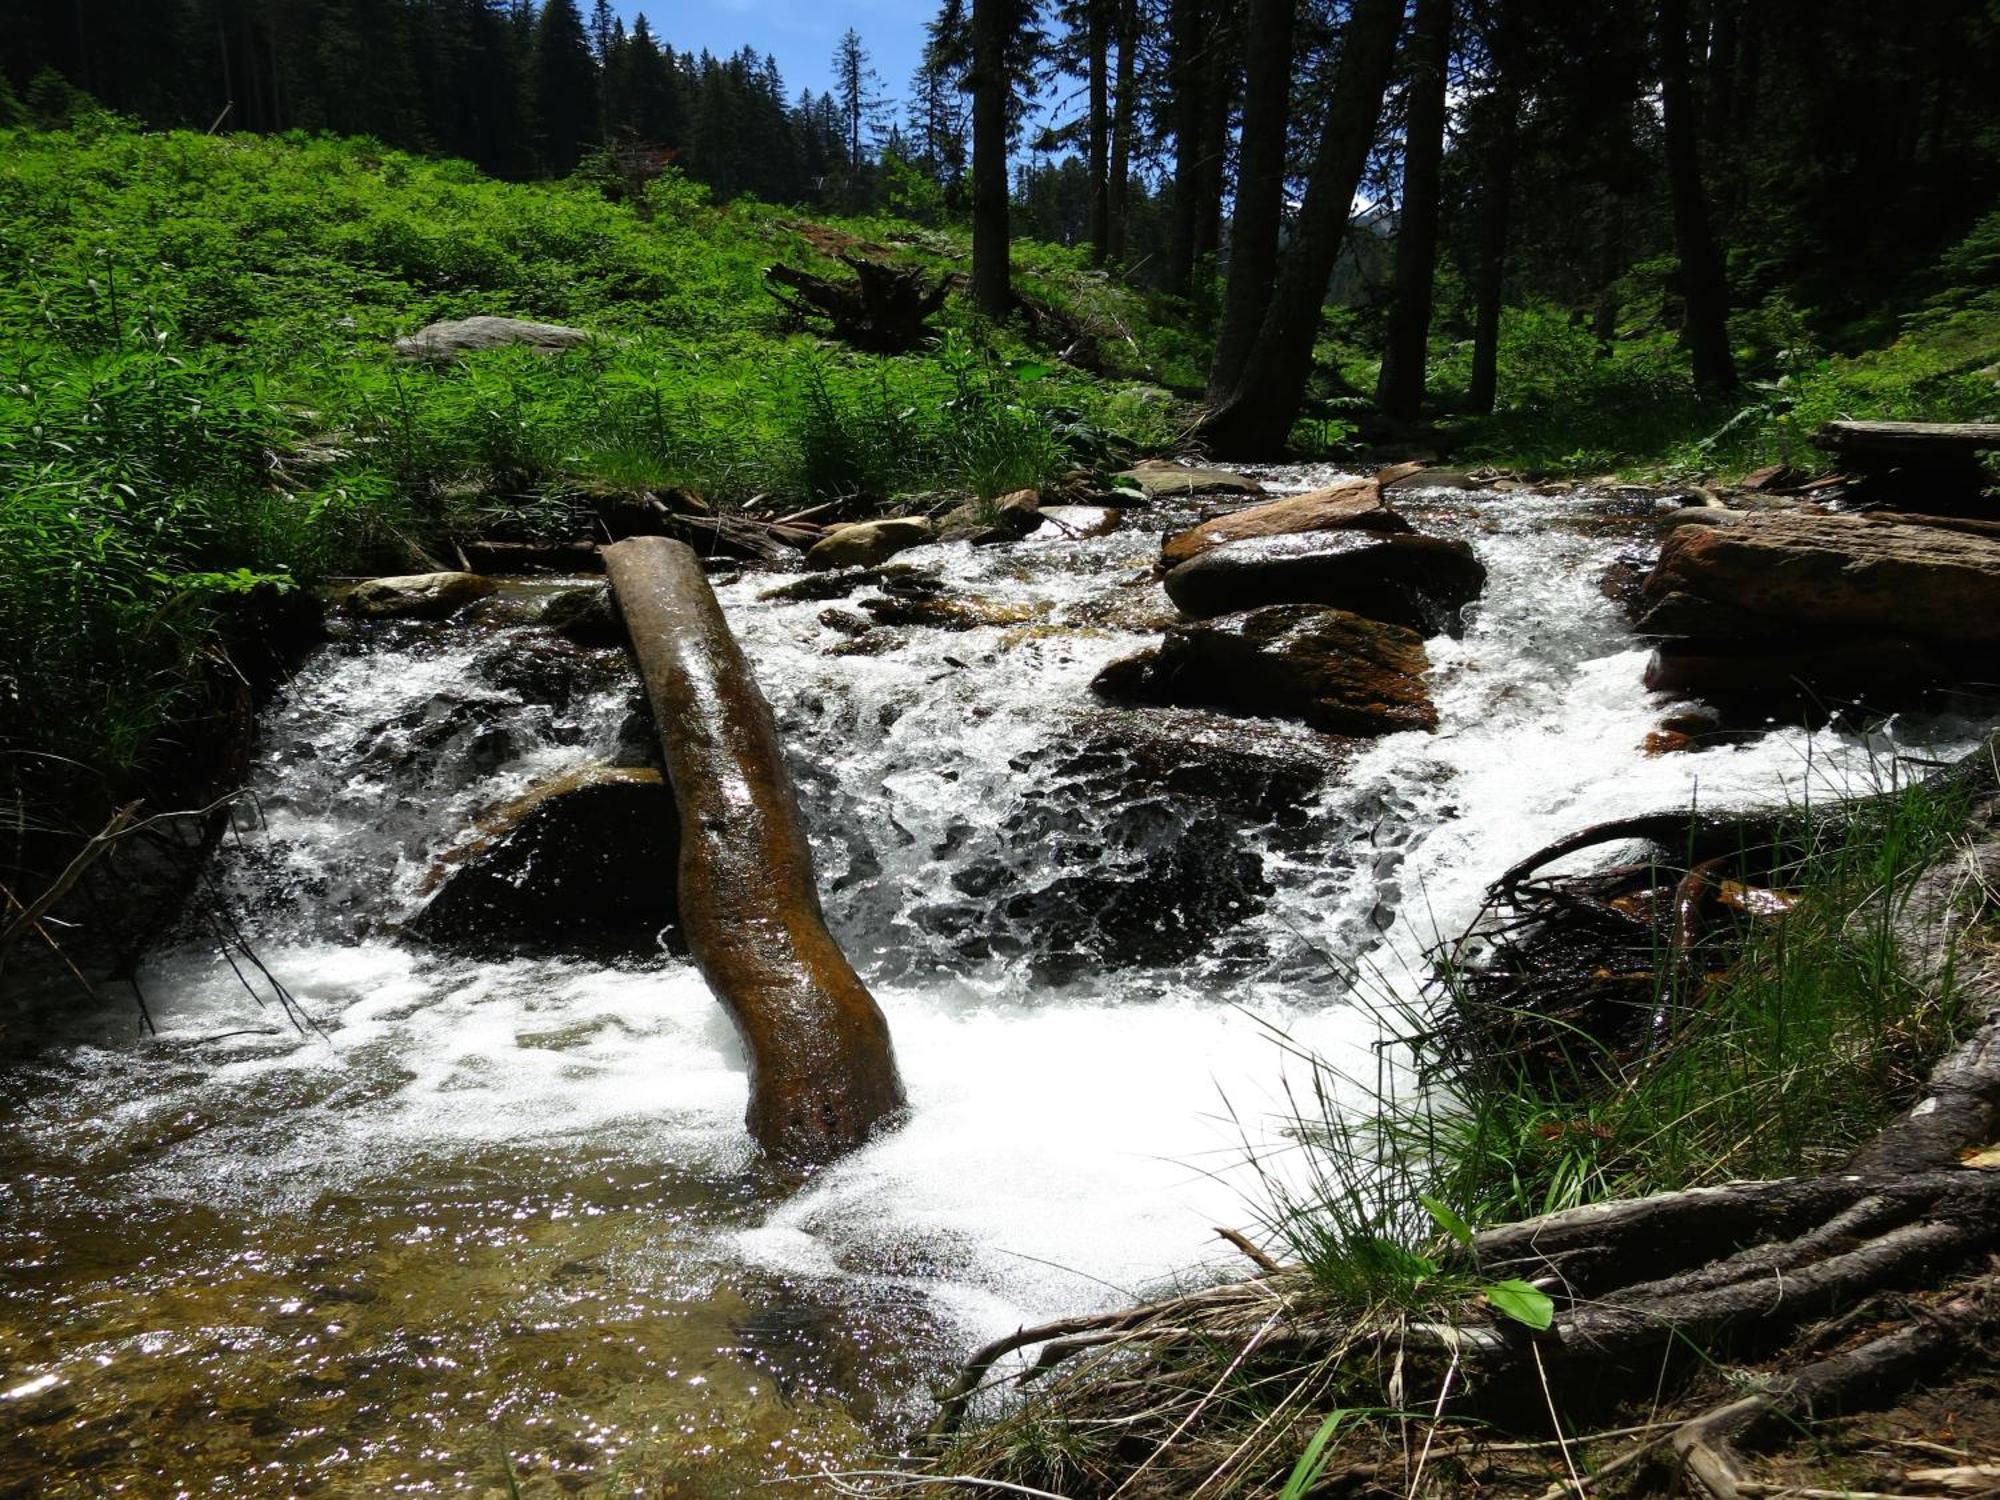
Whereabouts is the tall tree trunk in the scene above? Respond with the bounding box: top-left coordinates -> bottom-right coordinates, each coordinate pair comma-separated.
1106,0 -> 1137,263
1197,0 -> 1403,457
1207,0 -> 1296,402
1658,0 -> 1736,396
970,0 -> 1013,316
1591,193 -> 1627,353
1087,0 -> 1111,265
1465,79 -> 1515,414
1374,0 -> 1453,422
1192,4 -> 1238,274
1165,0 -> 1206,295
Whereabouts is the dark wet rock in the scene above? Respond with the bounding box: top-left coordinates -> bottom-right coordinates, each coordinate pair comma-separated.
394,315 -> 591,360
342,571 -> 498,621
760,563 -> 946,604
857,591 -> 1043,631
471,634 -> 621,710
806,517 -> 934,569
908,711 -> 1344,981
1113,458 -> 1263,499
406,765 -> 678,958
1162,531 -> 1486,636
1160,479 -> 1409,566
352,691 -> 514,775
818,607 -> 874,637
537,584 -> 624,647
1093,604 -> 1436,735
1643,635 -> 1952,713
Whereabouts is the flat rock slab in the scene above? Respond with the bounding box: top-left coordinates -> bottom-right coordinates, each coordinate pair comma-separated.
1163,531 -> 1486,636
407,765 -> 678,957
1093,604 -> 1436,736
344,571 -> 498,620
1114,458 -> 1264,499
1638,511 -> 2000,645
394,315 -> 592,360
1160,478 -> 1408,566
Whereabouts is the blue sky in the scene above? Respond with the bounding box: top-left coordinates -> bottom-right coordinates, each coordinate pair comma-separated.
610,0 -> 935,107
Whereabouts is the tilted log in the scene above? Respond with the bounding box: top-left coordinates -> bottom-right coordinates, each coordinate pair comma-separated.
602,536 -> 906,1165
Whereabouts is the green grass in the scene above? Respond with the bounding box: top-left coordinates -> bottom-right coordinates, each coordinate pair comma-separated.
0,120 -> 1194,828
1249,766 -> 1976,1308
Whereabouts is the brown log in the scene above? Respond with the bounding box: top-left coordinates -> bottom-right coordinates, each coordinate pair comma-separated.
602,536 -> 906,1165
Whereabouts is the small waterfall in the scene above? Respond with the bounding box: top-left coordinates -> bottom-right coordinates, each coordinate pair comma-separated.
2,474 -> 1988,1492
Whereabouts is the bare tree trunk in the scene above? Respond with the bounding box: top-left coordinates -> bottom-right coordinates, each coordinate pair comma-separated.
1106,0 -> 1138,264
1659,0 -> 1736,396
970,0 -> 1013,316
1466,85 -> 1516,414
1165,0 -> 1206,295
1087,0 -> 1112,265
1197,0 -> 1404,457
1192,1 -> 1238,276
1374,0 -> 1453,422
1207,0 -> 1295,402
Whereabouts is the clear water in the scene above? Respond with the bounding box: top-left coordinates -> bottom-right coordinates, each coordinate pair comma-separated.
2,474 -> 1987,1496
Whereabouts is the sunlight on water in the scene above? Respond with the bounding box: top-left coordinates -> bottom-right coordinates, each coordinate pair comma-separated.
3,474 -> 1988,1493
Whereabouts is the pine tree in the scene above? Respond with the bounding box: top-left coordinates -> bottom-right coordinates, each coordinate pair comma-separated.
533,0 -> 600,173
831,29 -> 883,173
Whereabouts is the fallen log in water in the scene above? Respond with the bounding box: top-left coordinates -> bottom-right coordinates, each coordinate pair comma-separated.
602,536 -> 906,1166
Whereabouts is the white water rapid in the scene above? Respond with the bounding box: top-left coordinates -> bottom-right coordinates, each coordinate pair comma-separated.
2,471 -> 1988,1496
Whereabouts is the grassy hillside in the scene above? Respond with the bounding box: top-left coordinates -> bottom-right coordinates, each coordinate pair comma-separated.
0,122 -> 1188,826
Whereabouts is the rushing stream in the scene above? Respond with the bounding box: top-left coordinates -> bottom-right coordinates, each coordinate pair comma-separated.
2,470 -> 1990,1497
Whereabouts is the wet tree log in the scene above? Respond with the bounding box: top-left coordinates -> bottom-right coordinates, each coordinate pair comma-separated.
602,536 -> 906,1166
764,255 -> 953,353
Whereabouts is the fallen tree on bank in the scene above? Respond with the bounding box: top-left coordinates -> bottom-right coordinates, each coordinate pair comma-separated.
602,536 -> 906,1166
913,731 -> 2000,1499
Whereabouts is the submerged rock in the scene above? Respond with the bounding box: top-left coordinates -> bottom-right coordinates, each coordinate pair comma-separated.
537,584 -> 624,647
1159,478 -> 1409,566
394,315 -> 591,360
1113,458 -> 1264,499
406,765 -> 678,958
343,571 -> 498,621
1163,531 -> 1486,636
910,710 -> 1342,980
1094,604 -> 1436,736
807,517 -> 935,569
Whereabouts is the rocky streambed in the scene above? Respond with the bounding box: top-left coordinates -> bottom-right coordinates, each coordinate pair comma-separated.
2,466 -> 1994,1497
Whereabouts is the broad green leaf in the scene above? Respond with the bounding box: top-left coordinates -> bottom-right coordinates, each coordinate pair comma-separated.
1484,1279 -> 1555,1331
1419,1193 -> 1475,1249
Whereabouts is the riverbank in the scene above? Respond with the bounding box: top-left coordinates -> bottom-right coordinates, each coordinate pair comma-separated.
918,739 -> 2000,1498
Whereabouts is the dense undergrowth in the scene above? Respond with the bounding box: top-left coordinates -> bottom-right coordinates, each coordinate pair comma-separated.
0,119 -> 1184,829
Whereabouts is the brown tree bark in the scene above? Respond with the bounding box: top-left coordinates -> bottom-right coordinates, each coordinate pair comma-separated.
1658,0 -> 1737,396
1374,0 -> 1454,422
1197,0 -> 1404,457
602,537 -> 906,1166
970,0 -> 1014,316
1207,0 -> 1297,402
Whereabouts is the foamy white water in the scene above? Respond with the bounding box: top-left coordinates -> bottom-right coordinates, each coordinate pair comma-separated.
4,474 -> 1988,1491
